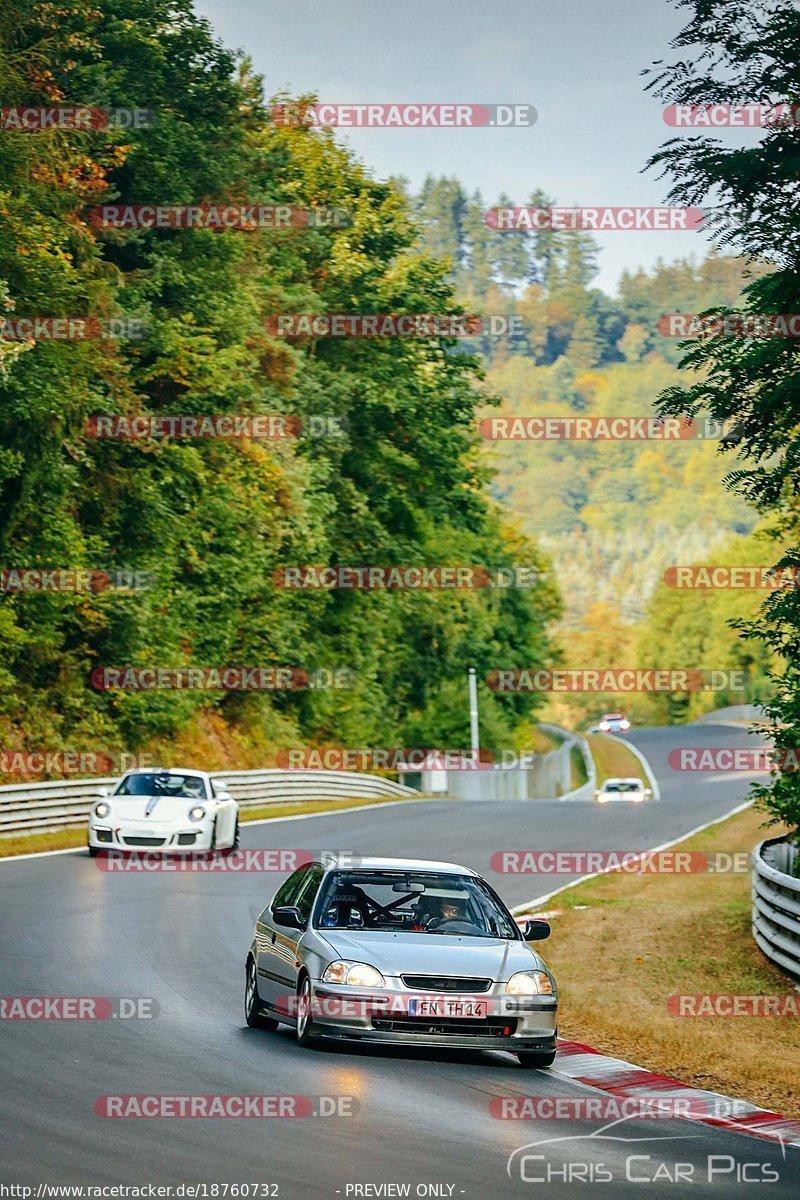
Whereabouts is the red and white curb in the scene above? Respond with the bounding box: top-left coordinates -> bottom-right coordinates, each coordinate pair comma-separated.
553,1038 -> 800,1150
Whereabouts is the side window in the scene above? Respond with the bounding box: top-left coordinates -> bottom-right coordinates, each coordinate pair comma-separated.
267,866 -> 310,916
294,864 -> 325,924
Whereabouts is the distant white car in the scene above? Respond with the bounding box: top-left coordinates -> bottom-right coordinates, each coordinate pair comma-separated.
87,768 -> 239,855
595,777 -> 651,804
597,713 -> 631,733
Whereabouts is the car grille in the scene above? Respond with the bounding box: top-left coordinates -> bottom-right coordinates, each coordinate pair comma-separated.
122,836 -> 167,847
401,975 -> 492,992
372,1017 -> 516,1037
177,832 -> 197,846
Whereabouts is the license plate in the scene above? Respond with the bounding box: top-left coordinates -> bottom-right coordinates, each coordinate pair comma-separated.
407,997 -> 488,1019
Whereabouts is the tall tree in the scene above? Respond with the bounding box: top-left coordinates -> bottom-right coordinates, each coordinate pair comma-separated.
646,0 -> 800,830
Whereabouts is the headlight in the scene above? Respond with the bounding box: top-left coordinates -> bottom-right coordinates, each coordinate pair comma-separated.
506,971 -> 554,995
94,801 -> 111,819
322,961 -> 386,987
188,805 -> 206,822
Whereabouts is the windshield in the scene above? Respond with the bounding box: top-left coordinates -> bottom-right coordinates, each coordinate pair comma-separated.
605,781 -> 642,792
315,870 -> 518,939
114,772 -> 208,800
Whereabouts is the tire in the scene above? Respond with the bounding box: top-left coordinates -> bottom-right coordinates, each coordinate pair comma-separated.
232,816 -> 240,850
245,958 -> 279,1031
516,1050 -> 556,1069
295,974 -> 318,1048
88,843 -> 101,858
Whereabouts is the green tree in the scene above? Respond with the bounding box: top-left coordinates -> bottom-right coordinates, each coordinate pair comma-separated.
646,0 -> 800,829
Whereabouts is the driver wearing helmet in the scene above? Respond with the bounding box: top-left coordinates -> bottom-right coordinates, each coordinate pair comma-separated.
421,895 -> 466,928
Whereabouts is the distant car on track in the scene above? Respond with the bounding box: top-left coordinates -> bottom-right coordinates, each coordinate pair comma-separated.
595,776 -> 651,804
597,713 -> 631,733
245,856 -> 558,1068
87,767 -> 239,855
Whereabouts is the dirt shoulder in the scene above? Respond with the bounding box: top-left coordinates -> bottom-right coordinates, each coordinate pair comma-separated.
533,804 -> 800,1117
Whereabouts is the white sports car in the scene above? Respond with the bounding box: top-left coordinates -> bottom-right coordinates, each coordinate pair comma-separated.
87,768 -> 239,855
595,776 -> 651,803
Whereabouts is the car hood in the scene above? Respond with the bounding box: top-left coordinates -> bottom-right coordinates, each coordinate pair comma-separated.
315,929 -> 544,979
104,795 -> 208,823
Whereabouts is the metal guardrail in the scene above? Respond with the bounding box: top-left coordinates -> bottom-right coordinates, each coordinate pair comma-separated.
752,835 -> 800,980
0,770 -> 420,836
539,723 -> 596,802
436,726 -> 578,801
694,704 -> 768,727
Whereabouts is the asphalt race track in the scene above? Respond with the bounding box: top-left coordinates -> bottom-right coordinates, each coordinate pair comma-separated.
2,721 -> 798,1197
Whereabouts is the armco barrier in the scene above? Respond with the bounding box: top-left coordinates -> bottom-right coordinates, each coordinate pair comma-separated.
752,835 -> 800,980
428,725 -> 590,801
0,770 -> 419,836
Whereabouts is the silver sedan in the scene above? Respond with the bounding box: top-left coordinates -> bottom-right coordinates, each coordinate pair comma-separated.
245,856 -> 558,1068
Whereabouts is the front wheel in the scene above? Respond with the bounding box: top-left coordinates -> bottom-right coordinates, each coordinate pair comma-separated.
517,1050 -> 556,1069
88,843 -> 101,858
295,975 -> 318,1048
245,959 -> 279,1030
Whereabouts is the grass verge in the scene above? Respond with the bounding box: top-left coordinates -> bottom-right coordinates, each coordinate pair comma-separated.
534,804 -> 800,1117
0,793 -> 419,859
587,732 -> 646,786
569,744 -> 589,790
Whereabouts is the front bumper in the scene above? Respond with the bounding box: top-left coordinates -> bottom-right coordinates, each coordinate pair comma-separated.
304,982 -> 558,1052
88,821 -> 215,852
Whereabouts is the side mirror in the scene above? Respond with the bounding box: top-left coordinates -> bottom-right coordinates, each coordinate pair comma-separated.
272,905 -> 305,931
644,788 -> 652,797
523,919 -> 551,941
215,791 -> 233,802
90,789 -> 109,800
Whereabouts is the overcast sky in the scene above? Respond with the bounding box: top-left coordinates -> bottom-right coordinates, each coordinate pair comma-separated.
195,0 -> 737,293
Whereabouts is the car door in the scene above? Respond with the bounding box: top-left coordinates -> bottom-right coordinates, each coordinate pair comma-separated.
255,866 -> 310,1013
273,863 -> 325,1011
